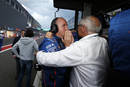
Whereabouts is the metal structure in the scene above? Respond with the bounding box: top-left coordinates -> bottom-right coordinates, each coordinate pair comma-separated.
53,0 -> 130,30
0,0 -> 41,30
53,0 -> 130,13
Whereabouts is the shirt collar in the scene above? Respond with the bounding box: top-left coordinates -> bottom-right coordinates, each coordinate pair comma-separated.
80,33 -> 98,41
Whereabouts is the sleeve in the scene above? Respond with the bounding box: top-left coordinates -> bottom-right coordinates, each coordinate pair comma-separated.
36,42 -> 84,67
12,36 -> 21,46
34,40 -> 39,51
39,38 -> 58,52
12,37 -> 17,47
12,37 -> 20,55
12,41 -> 20,58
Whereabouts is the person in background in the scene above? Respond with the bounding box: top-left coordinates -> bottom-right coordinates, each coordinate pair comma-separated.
12,30 -> 25,80
12,28 -> 38,87
38,17 -> 74,87
108,9 -> 130,87
36,16 -> 110,87
0,32 -> 5,51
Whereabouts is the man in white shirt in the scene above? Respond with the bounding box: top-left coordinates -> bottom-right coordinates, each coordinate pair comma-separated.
36,16 -> 110,87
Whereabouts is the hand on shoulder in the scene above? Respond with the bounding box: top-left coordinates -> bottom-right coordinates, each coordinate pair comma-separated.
45,32 -> 53,39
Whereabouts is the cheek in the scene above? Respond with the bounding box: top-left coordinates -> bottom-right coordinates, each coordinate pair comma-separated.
78,31 -> 80,36
62,30 -> 66,36
61,28 -> 66,33
58,28 -> 65,35
78,29 -> 81,36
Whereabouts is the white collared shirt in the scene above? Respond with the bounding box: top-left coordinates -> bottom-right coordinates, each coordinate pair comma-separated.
37,33 -> 110,87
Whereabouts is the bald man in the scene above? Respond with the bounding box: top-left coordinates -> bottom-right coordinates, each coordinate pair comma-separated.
37,16 -> 110,87
39,17 -> 74,87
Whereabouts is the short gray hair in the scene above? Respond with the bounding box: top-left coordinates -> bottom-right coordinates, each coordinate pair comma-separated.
79,16 -> 102,33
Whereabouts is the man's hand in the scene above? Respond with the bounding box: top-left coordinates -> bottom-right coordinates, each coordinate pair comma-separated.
62,30 -> 74,47
45,32 -> 53,39
34,51 -> 38,57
